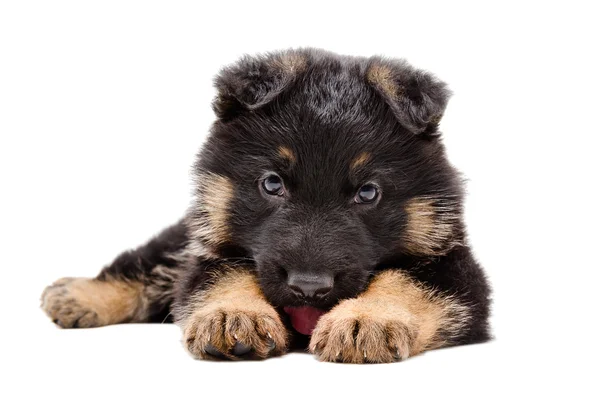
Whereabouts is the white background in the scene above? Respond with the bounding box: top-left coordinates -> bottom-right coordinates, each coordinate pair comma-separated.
1,1 -> 599,396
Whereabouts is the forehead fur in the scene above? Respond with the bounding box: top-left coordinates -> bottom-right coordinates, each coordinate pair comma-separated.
199,50 -> 462,209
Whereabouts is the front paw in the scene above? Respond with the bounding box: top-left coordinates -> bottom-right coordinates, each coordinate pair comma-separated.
41,278 -> 102,328
182,304 -> 288,360
309,299 -> 416,363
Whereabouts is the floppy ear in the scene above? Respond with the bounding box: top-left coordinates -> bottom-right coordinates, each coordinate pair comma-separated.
212,51 -> 308,120
366,58 -> 451,136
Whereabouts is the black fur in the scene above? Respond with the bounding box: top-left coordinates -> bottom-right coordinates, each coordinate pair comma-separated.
42,48 -> 491,358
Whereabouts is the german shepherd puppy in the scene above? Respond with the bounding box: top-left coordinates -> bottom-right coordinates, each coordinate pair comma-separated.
41,48 -> 491,363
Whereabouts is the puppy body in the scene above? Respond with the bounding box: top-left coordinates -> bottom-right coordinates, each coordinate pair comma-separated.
41,48 -> 491,363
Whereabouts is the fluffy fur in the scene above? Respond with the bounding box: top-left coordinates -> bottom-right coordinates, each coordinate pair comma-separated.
41,48 -> 491,363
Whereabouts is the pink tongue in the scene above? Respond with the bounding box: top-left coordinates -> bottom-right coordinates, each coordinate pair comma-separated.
283,306 -> 326,335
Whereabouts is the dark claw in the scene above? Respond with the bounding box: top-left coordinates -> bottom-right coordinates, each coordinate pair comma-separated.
232,341 -> 252,356
204,344 -> 226,358
393,348 -> 403,361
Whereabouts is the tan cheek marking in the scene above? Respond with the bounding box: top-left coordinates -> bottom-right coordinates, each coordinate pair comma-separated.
367,64 -> 398,99
350,152 -> 371,171
277,146 -> 296,164
402,197 -> 459,256
190,173 -> 234,248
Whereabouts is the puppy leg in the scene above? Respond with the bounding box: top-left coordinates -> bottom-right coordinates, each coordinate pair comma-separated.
310,269 -> 471,363
41,222 -> 189,328
175,267 -> 288,360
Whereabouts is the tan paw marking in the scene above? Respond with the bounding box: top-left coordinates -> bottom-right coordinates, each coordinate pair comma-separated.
41,277 -> 143,328
309,270 -> 470,363
178,267 -> 288,360
183,304 -> 288,360
309,298 -> 416,363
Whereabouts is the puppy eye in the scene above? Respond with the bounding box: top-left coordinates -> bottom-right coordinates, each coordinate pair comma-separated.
355,184 -> 379,204
262,174 -> 284,196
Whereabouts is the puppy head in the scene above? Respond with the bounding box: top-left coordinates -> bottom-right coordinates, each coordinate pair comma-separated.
189,49 -> 463,311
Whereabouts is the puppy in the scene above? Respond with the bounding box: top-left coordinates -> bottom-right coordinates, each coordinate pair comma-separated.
41,48 -> 491,363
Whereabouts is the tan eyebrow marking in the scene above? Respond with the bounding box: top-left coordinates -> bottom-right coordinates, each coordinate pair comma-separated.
350,152 -> 372,171
277,146 -> 296,164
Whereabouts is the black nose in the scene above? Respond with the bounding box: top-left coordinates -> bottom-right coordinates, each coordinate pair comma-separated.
287,272 -> 333,299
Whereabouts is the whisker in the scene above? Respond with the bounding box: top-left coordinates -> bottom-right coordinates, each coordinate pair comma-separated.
161,311 -> 174,324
